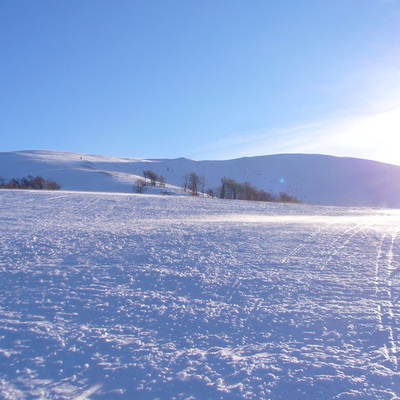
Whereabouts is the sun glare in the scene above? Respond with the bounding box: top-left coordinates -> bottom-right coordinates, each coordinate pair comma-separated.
280,103 -> 400,167
344,106 -> 400,166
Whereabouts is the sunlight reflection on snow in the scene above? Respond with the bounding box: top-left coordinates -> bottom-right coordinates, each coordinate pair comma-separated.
193,211 -> 400,229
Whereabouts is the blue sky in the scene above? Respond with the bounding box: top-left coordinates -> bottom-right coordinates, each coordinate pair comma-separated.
1,1 -> 399,164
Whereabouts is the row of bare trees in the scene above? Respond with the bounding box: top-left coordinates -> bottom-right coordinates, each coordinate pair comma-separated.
182,174 -> 301,203
135,170 -> 166,193
134,169 -> 301,204
0,175 -> 61,190
217,177 -> 301,203
142,170 -> 165,187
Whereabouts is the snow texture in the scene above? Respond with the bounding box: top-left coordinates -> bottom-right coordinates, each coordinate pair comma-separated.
1,190 -> 400,399
1,150 -> 400,207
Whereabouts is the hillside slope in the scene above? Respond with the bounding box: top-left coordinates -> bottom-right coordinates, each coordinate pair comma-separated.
1,150 -> 400,207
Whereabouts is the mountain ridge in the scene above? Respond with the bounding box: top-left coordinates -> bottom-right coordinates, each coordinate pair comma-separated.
1,150 -> 400,208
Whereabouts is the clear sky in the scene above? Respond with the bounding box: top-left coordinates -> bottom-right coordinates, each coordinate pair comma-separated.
1,1 -> 399,164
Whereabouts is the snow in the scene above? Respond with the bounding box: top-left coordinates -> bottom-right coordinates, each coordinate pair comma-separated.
1,150 -> 400,207
1,189 -> 400,399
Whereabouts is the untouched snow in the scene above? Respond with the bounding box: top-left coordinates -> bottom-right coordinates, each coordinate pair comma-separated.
1,150 -> 400,207
1,190 -> 400,399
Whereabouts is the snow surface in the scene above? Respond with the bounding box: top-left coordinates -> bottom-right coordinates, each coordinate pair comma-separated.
1,190 -> 400,399
1,150 -> 400,208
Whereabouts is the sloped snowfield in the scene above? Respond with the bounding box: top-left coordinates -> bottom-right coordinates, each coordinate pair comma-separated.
1,191 -> 400,400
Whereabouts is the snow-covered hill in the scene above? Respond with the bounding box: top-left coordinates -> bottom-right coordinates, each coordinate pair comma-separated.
1,190 -> 400,399
1,150 -> 400,207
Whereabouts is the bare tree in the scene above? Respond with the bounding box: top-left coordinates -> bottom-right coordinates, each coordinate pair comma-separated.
148,171 -> 158,186
200,175 -> 206,196
143,170 -> 158,186
159,175 -> 166,187
134,178 -> 146,194
142,170 -> 148,185
207,188 -> 215,198
188,172 -> 200,196
44,180 -> 61,190
182,173 -> 189,192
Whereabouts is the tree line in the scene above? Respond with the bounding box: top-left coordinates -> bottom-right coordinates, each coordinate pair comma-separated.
134,170 -> 166,193
184,172 -> 301,203
134,169 -> 301,204
217,177 -> 301,203
0,175 -> 61,190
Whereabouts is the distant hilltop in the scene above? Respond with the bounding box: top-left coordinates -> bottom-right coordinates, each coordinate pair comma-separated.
1,150 -> 400,208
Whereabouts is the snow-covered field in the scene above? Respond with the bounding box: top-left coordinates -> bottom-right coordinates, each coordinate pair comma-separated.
1,190 -> 400,399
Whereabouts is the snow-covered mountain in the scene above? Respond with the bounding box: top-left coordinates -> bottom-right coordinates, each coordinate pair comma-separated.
1,150 -> 400,208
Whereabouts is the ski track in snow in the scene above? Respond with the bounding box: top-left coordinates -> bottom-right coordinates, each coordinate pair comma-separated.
375,231 -> 400,371
1,191 -> 400,399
